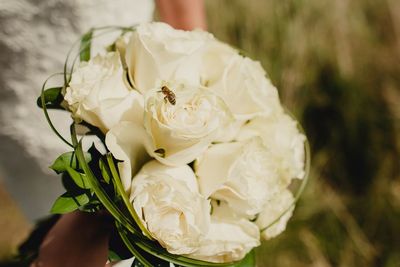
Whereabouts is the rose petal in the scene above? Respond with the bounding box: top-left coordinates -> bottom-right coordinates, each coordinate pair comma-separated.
105,122 -> 151,191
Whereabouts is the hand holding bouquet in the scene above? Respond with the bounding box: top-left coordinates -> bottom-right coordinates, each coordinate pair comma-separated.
39,22 -> 309,266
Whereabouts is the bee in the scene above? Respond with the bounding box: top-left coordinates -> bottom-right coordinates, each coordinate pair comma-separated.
159,85 -> 176,105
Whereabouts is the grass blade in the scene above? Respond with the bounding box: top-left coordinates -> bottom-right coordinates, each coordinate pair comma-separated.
106,154 -> 153,239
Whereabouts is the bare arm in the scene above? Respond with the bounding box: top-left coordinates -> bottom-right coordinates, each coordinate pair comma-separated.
156,0 -> 207,30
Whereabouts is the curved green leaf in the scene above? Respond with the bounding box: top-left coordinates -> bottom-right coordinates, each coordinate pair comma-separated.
61,172 -> 87,196
40,73 -> 74,148
50,192 -> 89,214
36,87 -> 64,110
50,151 -> 91,173
80,30 -> 93,62
65,166 -> 90,189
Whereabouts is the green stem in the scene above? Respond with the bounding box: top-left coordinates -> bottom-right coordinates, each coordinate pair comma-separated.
73,126 -> 238,267
116,223 -> 153,267
71,125 -> 139,235
106,154 -> 154,239
41,73 -> 74,148
128,236 -> 237,267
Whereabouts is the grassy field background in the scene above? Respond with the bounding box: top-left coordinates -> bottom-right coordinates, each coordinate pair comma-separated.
1,0 -> 399,266
205,0 -> 400,266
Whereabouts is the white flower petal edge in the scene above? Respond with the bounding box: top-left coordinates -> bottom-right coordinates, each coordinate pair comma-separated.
64,52 -> 144,133
186,202 -> 260,263
202,44 -> 281,121
115,31 -> 133,68
199,40 -> 238,87
198,41 -> 283,140
144,82 -> 233,166
238,111 -> 306,182
105,122 -> 151,191
130,161 -> 211,255
126,22 -> 214,94
196,137 -> 284,217
256,189 -> 295,240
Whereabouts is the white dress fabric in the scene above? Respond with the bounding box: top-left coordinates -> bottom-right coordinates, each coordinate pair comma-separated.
0,0 -> 155,221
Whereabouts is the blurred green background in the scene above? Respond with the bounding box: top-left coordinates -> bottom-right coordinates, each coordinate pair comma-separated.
1,0 -> 400,266
205,0 -> 400,266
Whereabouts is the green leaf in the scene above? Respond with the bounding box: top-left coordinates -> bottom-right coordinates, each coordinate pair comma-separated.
50,151 -> 92,173
74,138 -> 139,235
79,200 -> 102,213
36,87 -> 64,110
80,30 -> 93,62
65,166 -> 90,189
99,158 -> 111,184
108,250 -> 123,262
61,172 -> 86,196
50,152 -> 76,173
50,193 -> 89,214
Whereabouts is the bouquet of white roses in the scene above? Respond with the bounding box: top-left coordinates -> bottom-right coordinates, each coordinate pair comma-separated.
39,22 -> 310,266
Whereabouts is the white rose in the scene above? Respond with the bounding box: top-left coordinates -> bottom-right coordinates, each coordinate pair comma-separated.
195,137 -> 284,217
126,22 -> 213,94
197,40 -> 245,142
199,40 -> 238,86
144,82 -> 232,166
105,122 -> 150,191
187,201 -> 260,263
256,189 -> 295,240
205,53 -> 281,121
238,111 -> 306,181
64,52 -> 143,133
130,160 -> 211,255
